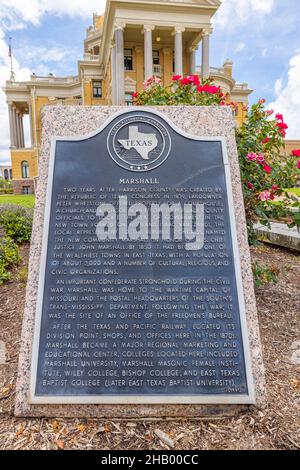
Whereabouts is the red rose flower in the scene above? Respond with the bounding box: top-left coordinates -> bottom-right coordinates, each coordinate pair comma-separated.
276,121 -> 288,130
279,129 -> 287,138
275,113 -> 284,121
263,164 -> 272,175
262,137 -> 270,145
196,84 -> 207,93
247,182 -> 254,190
180,77 -> 190,85
197,84 -> 220,94
207,85 -> 220,94
172,75 -> 182,81
187,75 -> 200,86
259,99 -> 266,104
132,92 -> 138,99
292,149 -> 300,157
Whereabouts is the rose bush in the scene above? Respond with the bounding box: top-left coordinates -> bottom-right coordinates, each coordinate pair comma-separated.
134,75 -> 225,106
236,100 -> 300,243
135,75 -> 300,244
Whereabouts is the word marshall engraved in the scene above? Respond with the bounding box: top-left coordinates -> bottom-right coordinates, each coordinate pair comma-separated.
30,109 -> 255,405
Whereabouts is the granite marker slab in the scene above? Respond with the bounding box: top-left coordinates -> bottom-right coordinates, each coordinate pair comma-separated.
15,106 -> 266,417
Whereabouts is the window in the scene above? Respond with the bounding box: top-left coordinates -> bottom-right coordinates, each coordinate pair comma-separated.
21,161 -> 29,179
22,186 -> 30,195
9,169 -> 12,179
124,49 -> 133,71
153,50 -> 160,65
125,93 -> 133,106
4,169 -> 8,180
92,80 -> 102,98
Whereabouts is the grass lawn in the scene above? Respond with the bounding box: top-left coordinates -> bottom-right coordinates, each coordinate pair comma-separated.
0,194 -> 35,208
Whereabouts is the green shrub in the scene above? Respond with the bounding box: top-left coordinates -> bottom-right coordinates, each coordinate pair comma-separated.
236,101 -> 300,244
0,177 -> 12,192
0,205 -> 33,243
0,188 -> 13,194
0,237 -> 21,284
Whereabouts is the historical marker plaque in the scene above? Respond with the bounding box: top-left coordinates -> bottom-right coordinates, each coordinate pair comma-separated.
30,109 -> 255,404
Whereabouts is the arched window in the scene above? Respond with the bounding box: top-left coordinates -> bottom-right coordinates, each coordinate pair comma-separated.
4,169 -> 8,180
21,161 -> 29,179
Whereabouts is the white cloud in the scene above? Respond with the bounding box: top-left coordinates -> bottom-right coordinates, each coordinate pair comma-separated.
0,0 -> 107,28
39,0 -> 107,19
261,48 -> 268,57
17,45 -> 71,64
235,42 -> 246,53
274,78 -> 283,96
268,54 -> 300,139
214,0 -> 275,28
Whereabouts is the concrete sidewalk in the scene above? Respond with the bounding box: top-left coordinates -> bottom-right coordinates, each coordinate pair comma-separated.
254,222 -> 300,251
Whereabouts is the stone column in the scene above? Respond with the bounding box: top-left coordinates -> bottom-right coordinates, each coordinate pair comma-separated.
115,24 -> 125,105
13,108 -> 20,148
14,108 -> 20,148
135,46 -> 144,91
162,48 -> 172,85
20,113 -> 25,148
142,25 -> 154,80
188,46 -> 197,75
111,42 -> 117,105
173,27 -> 185,76
28,103 -> 34,147
201,29 -> 210,79
16,112 -> 22,148
8,103 -> 16,148
31,89 -> 38,147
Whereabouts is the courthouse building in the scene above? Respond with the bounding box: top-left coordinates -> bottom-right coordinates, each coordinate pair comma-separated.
4,0 -> 253,194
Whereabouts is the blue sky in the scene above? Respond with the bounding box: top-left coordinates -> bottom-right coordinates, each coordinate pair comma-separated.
211,0 -> 300,104
10,15 -> 87,78
0,0 -> 300,164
